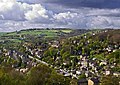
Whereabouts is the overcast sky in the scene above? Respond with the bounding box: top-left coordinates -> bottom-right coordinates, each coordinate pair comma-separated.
0,0 -> 120,32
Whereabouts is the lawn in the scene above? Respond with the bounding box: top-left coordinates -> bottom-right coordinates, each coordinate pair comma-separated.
61,30 -> 72,33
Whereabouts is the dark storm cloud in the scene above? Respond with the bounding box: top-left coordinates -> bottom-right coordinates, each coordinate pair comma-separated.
43,0 -> 120,9
0,0 -> 120,32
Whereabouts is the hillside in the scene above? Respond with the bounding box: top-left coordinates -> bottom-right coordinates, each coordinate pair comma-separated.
0,29 -> 119,85
92,29 -> 120,44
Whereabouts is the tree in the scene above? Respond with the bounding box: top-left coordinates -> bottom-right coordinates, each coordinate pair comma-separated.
101,75 -> 120,85
0,67 -> 25,85
78,74 -> 86,79
47,71 -> 70,85
49,47 -> 58,58
26,64 -> 52,85
43,50 -> 50,57
107,50 -> 120,65
62,51 -> 70,61
26,64 -> 71,85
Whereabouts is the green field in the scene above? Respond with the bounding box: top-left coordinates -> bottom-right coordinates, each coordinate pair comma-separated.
0,29 -> 73,43
0,32 -> 6,36
5,29 -> 72,37
61,30 -> 72,33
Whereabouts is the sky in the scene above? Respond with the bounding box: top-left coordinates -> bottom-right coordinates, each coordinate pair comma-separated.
0,0 -> 120,32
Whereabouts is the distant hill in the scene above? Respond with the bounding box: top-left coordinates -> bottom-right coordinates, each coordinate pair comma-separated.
92,29 -> 120,44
